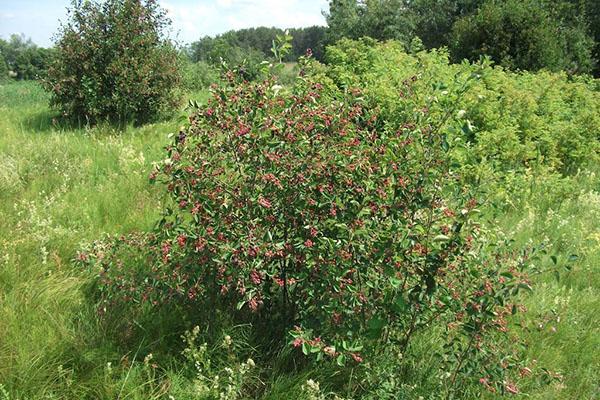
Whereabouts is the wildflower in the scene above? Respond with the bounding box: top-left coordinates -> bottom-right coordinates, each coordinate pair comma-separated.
505,382 -> 519,394
351,353 -> 363,363
250,269 -> 262,285
143,353 -> 153,365
304,239 -> 314,248
306,379 -> 320,392
258,196 -> 272,209
323,346 -> 336,357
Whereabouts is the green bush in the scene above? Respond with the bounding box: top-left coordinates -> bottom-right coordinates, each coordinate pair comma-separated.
0,35 -> 54,81
0,56 -> 8,82
79,55 -> 533,396
450,0 -> 594,74
325,39 -> 600,192
44,0 -> 181,125
181,60 -> 219,91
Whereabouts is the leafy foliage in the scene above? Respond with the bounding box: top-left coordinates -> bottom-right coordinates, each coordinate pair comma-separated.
44,0 -> 181,125
188,25 -> 327,70
450,0 -> 594,74
324,0 -> 597,75
0,34 -> 55,80
181,59 -> 219,92
79,54 -> 535,395
324,0 -> 415,44
325,39 -> 600,193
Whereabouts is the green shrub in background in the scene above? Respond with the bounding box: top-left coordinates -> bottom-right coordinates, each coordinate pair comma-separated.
450,0 -> 594,74
181,60 -> 219,92
326,39 -> 600,207
0,35 -> 55,80
0,56 -> 8,82
44,0 -> 181,126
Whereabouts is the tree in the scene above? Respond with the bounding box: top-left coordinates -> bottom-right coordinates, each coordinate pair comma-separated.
324,0 -> 597,75
408,0 -> 483,49
0,34 -> 54,80
45,0 -> 180,125
324,0 -> 414,45
0,52 -> 8,81
450,0 -> 594,74
289,26 -> 327,61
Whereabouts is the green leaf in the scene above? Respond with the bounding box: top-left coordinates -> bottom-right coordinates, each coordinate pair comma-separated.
433,234 -> 450,242
302,342 -> 309,355
367,317 -> 386,339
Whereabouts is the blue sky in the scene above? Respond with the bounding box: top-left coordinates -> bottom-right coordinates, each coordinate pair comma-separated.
0,0 -> 329,47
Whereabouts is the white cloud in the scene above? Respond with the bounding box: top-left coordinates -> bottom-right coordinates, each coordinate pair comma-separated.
0,0 -> 327,47
159,0 -> 327,44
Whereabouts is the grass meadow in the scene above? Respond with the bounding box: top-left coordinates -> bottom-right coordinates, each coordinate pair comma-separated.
0,81 -> 598,399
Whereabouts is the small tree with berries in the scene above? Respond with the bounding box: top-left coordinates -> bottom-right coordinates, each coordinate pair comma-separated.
45,0 -> 180,125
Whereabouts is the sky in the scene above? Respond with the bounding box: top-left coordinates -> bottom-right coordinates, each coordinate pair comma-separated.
0,0 -> 329,47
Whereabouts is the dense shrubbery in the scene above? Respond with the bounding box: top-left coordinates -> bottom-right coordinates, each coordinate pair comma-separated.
326,39 -> 600,200
73,40 -> 600,397
44,0 -> 180,125
325,0 -> 598,75
0,34 -> 55,80
450,0 -> 594,74
78,54 -> 538,396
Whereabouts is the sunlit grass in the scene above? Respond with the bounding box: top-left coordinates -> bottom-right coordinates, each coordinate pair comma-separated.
0,80 -> 597,399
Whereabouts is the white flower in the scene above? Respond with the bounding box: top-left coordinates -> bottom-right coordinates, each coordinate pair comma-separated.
306,379 -> 320,392
144,353 -> 153,364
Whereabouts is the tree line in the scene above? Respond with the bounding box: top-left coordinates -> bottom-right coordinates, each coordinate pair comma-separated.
0,34 -> 55,81
2,0 -> 599,83
325,0 -> 600,75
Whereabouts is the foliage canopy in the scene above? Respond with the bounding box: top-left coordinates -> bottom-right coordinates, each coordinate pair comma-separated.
44,0 -> 181,125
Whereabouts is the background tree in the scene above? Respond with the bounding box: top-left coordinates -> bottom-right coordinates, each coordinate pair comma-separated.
408,0 -> 483,49
450,0 -> 594,73
324,0 -> 414,44
0,34 -> 54,80
289,26 -> 327,60
45,0 -> 180,125
324,0 -> 597,75
0,51 -> 8,81
188,26 -> 327,64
